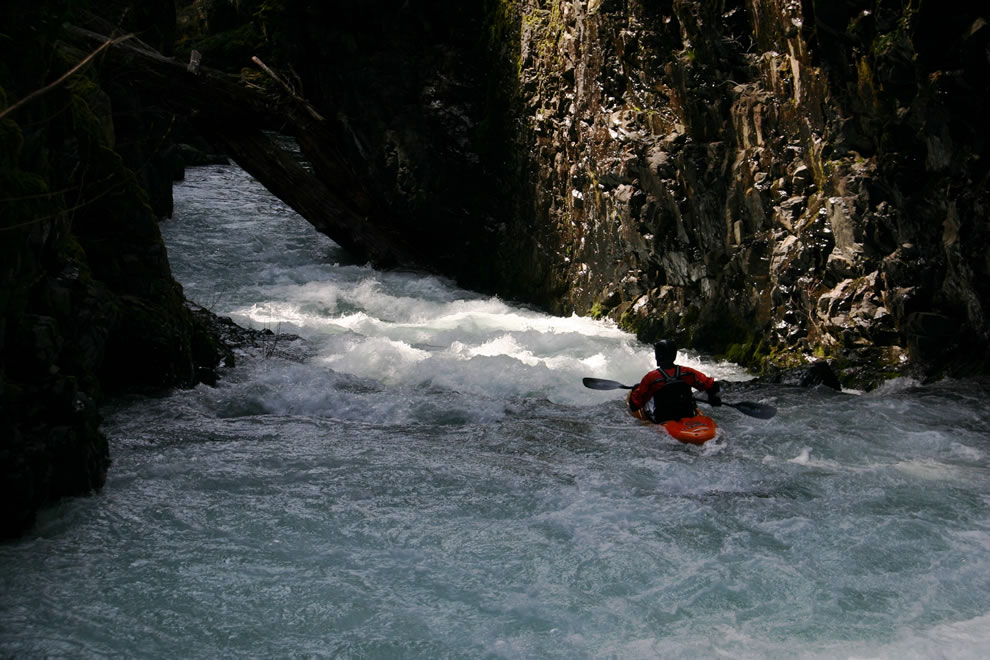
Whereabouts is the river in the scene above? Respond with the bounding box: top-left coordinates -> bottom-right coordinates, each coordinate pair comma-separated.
2,164 -> 989,659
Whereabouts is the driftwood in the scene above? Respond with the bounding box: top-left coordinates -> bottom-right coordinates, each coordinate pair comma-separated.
65,24 -> 413,269
204,126 -> 411,266
250,56 -> 324,121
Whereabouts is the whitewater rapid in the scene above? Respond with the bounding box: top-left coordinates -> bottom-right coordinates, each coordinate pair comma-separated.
1,164 -> 988,659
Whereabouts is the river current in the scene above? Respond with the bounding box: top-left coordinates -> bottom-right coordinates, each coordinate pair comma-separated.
2,165 -> 990,659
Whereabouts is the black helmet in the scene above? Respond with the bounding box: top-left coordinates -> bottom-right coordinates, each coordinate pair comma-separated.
654,340 -> 677,366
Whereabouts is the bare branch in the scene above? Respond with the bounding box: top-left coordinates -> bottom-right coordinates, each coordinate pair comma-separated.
251,56 -> 325,121
0,33 -> 135,122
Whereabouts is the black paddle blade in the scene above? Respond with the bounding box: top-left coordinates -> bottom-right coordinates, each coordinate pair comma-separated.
582,377 -> 634,390
727,400 -> 777,419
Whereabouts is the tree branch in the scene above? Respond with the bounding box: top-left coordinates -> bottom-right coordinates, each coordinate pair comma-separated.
0,34 -> 134,122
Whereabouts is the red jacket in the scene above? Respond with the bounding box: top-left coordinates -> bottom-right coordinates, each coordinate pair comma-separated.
628,365 -> 717,411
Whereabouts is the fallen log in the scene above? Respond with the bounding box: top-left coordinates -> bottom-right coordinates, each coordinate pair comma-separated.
65,24 -> 412,269
202,123 -> 412,267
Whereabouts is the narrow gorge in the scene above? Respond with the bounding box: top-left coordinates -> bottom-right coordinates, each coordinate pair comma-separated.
160,0 -> 990,388
2,0 -> 988,536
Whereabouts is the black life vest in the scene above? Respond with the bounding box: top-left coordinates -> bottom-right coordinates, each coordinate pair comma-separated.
648,367 -> 696,423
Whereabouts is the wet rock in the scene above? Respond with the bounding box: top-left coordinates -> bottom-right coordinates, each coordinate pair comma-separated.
5,1 -> 988,540
478,0 -> 988,389
141,0 -> 988,390
0,0 -> 230,538
758,360 -> 842,391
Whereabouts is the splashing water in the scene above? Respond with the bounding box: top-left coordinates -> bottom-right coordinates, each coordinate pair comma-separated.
2,165 -> 989,659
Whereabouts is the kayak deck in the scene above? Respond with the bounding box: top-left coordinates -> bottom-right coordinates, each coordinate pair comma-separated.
659,414 -> 718,445
627,394 -> 718,445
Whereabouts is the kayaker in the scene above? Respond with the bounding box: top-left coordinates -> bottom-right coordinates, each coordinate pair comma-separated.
628,340 -> 721,423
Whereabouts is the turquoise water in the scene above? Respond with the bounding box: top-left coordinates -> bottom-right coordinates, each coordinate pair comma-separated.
2,165 -> 989,659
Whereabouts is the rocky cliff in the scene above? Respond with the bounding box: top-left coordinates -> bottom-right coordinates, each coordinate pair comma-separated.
488,0 -> 989,388
0,1 -> 225,538
3,0 -> 988,535
224,0 -> 987,388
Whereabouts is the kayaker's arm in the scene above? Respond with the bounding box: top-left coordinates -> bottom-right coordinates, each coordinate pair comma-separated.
707,381 -> 722,406
627,371 -> 656,411
678,367 -> 722,406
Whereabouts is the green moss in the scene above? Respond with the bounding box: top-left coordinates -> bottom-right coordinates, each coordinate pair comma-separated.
723,336 -> 769,367
0,105 -> 24,159
0,121 -> 63,247
855,56 -> 878,109
870,3 -> 919,59
764,346 -> 808,371
179,22 -> 264,70
487,0 -> 523,72
678,305 -> 700,328
531,1 -> 565,65
617,306 -> 647,336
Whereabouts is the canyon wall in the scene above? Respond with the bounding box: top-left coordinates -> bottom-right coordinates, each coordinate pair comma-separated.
0,0 -> 225,538
240,0 -> 988,387
488,0 -> 989,387
3,0 -> 988,534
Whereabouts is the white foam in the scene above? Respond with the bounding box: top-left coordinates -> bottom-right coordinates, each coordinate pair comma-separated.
868,376 -> 923,394
853,613 -> 990,659
891,458 -> 990,484
217,273 -> 682,404
185,191 -> 754,408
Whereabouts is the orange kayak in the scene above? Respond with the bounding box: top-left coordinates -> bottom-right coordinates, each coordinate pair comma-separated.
627,394 -> 718,445
657,414 -> 718,445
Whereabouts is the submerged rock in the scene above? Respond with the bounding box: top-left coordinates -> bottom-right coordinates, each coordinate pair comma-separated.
757,360 -> 843,391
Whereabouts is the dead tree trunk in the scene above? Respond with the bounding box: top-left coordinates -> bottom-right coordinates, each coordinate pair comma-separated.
202,124 -> 412,266
67,24 -> 417,269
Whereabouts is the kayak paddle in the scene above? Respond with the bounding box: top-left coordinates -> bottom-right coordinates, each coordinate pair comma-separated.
582,377 -> 777,419
698,398 -> 777,419
582,377 -> 633,390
